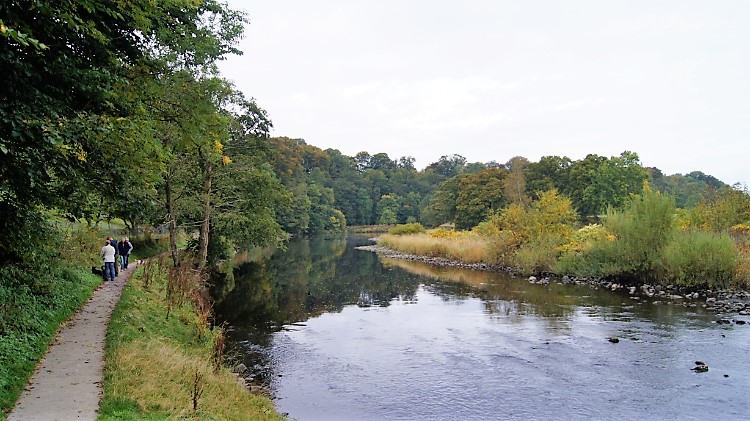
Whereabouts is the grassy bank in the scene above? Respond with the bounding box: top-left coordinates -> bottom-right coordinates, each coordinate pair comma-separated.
0,228 -> 103,418
379,188 -> 750,290
0,267 -> 100,418
99,256 -> 282,420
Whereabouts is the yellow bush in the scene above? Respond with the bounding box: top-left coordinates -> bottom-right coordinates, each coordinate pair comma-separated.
559,224 -> 611,254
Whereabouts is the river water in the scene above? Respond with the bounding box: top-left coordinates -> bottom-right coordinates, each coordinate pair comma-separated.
212,236 -> 749,421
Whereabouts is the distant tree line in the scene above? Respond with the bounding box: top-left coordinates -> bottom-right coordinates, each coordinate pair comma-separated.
264,139 -> 740,234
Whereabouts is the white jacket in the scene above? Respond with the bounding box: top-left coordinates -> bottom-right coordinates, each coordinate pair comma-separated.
101,244 -> 116,263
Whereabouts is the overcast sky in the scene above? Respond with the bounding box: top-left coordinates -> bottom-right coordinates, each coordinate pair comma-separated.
219,0 -> 749,186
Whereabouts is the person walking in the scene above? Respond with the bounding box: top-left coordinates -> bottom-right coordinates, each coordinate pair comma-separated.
100,240 -> 116,282
118,237 -> 133,270
108,237 -> 119,276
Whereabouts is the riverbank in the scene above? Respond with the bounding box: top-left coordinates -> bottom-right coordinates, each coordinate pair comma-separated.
99,257 -> 283,419
357,244 -> 750,318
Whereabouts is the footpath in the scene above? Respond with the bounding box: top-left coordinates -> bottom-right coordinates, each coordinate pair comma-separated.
8,263 -> 138,421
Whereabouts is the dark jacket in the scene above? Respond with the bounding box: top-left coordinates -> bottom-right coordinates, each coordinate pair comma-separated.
110,239 -> 119,255
118,241 -> 132,256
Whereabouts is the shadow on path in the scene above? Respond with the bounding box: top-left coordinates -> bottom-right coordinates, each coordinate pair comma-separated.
8,262 -> 139,421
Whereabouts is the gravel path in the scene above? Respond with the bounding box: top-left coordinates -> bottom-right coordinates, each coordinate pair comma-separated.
8,263 -> 138,421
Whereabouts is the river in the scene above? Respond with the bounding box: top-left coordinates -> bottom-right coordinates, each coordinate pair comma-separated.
211,236 -> 749,421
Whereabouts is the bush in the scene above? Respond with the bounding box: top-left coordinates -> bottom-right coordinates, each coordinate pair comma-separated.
484,231 -> 522,267
60,226 -> 102,268
661,231 -> 737,288
515,235 -> 567,274
582,186 -> 676,281
130,232 -> 170,260
388,223 -> 426,236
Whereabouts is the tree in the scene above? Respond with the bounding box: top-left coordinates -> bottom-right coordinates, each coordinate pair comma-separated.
421,176 -> 462,227
428,154 -> 467,178
376,194 -> 400,225
455,169 -> 508,230
0,0 -> 247,264
504,156 -> 530,205
563,152 -> 646,217
525,155 -> 572,199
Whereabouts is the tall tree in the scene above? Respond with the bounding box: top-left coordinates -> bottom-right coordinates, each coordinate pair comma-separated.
504,156 -> 530,205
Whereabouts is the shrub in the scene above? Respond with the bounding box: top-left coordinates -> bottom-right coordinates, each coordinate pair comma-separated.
596,186 -> 676,280
130,232 -> 170,260
558,224 -> 611,255
60,226 -> 102,268
484,231 -> 522,267
661,231 -> 738,288
515,235 -> 567,274
388,223 -> 426,236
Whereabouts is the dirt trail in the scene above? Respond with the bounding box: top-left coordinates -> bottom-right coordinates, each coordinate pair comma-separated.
8,263 -> 138,421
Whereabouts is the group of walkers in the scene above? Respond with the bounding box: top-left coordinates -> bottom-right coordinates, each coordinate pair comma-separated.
99,236 -> 133,282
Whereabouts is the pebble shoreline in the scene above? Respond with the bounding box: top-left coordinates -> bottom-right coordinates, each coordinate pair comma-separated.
355,245 -> 750,320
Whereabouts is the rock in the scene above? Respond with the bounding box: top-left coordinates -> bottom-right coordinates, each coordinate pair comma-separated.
670,295 -> 683,300
716,319 -> 732,325
232,363 -> 248,374
695,360 -> 705,365
735,320 -> 746,325
562,275 -> 571,284
528,276 -> 537,283
608,337 -> 619,343
250,385 -> 270,396
692,364 -> 709,373
629,286 -> 636,295
706,297 -> 717,303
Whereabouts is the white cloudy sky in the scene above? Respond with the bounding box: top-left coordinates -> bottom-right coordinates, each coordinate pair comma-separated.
219,0 -> 749,186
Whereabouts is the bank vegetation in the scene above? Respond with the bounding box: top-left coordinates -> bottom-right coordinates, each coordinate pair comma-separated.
380,186 -> 750,290
100,254 -> 282,420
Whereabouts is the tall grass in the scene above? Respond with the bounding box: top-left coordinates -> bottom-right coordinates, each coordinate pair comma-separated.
661,231 -> 737,288
100,257 -> 282,420
378,232 -> 490,263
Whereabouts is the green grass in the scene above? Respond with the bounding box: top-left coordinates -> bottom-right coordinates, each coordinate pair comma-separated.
0,265 -> 101,418
99,260 -> 283,420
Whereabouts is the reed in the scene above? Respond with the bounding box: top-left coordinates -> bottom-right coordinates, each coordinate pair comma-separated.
379,233 -> 490,263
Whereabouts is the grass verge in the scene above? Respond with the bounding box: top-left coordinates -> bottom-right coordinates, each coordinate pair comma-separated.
99,258 -> 282,420
0,266 -> 101,418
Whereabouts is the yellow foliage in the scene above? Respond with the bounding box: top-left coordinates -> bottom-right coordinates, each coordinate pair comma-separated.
558,224 -> 611,254
731,224 -> 750,236
474,189 -> 577,245
221,155 -> 231,165
427,228 -> 473,239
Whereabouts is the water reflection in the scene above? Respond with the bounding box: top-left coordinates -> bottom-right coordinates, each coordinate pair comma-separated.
211,237 -> 748,420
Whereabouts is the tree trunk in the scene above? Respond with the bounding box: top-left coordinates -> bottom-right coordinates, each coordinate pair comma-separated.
197,161 -> 212,270
165,173 -> 180,267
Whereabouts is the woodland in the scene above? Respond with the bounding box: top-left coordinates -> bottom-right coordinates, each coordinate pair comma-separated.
2,1 -> 750,417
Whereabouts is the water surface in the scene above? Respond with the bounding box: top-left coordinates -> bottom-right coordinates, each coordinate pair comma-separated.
212,237 -> 749,421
